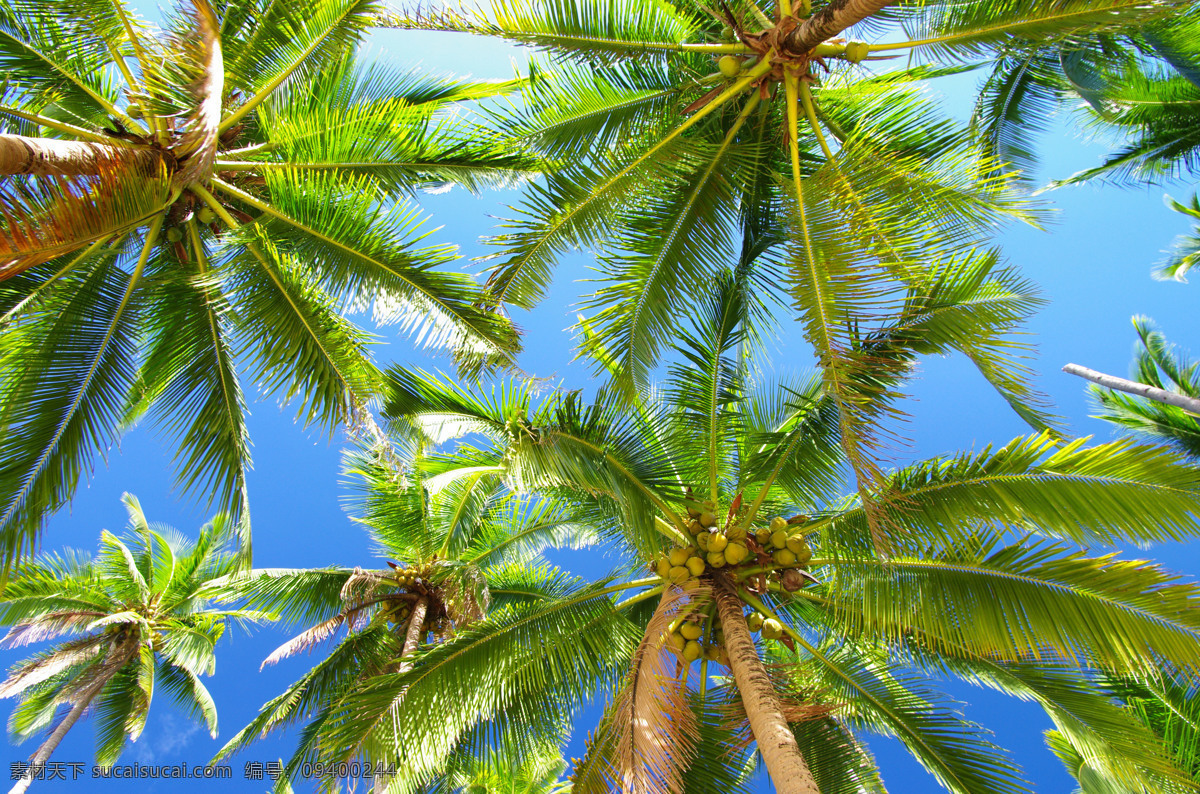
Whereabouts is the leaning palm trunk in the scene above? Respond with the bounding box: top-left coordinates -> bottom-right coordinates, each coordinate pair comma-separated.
713,580 -> 819,794
783,0 -> 900,55
8,649 -> 131,794
1063,363 -> 1200,415
0,134 -> 154,177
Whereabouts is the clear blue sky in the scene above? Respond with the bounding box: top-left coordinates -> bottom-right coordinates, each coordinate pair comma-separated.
5,17 -> 1200,794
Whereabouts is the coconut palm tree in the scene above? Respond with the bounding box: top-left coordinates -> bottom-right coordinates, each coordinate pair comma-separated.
380,0 -> 1190,536
1067,316 -> 1200,460
0,494 -> 266,793
0,0 -> 527,570
211,444 -> 634,792
367,273 -> 1200,794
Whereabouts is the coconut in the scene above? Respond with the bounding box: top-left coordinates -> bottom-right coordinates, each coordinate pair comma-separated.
755,527 -> 772,545
793,543 -> 813,567
668,548 -> 691,567
668,632 -> 686,651
773,549 -> 798,566
708,533 -> 728,553
680,622 -> 703,641
706,551 -> 726,568
686,556 -> 706,577
166,227 -> 184,243
682,640 -> 703,662
718,55 -> 742,78
844,41 -> 869,63
724,542 -> 749,565
761,618 -> 783,640
669,565 -> 690,583
696,532 -> 711,551
703,644 -> 721,661
126,103 -> 143,119
781,568 -> 805,592
687,505 -> 701,518
717,647 -> 730,666
746,612 -> 764,632
699,511 -> 717,528
656,558 -> 671,579
785,536 -> 807,555
727,524 -> 746,541
769,516 -> 788,533
770,529 -> 788,549
197,206 -> 217,224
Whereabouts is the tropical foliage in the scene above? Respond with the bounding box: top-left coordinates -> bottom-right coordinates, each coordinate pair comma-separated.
1088,316 -> 1200,460
0,0 -> 525,570
211,445 -> 624,792
0,494 -> 264,793
374,276 -> 1200,793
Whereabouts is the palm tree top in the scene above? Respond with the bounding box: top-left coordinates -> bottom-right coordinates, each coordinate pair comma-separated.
0,494 -> 267,790
0,0 -> 534,571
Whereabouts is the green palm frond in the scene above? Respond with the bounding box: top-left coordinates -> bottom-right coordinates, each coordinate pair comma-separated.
819,528 -> 1200,675
305,579 -> 640,783
823,432 -> 1200,548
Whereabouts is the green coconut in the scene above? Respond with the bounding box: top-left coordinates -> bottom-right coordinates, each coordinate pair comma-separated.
706,551 -> 726,568
680,622 -> 703,641
718,55 -> 742,78
708,533 -> 728,553
686,556 -> 706,577
669,548 -> 691,567
682,640 -> 703,662
761,618 -> 783,640
769,516 -> 788,533
724,542 -> 749,565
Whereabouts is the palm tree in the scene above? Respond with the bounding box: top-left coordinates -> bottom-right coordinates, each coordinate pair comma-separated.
0,493 -> 266,793
211,444 -> 630,792
372,275 -> 1200,793
380,0 -> 1189,535
0,0 -> 526,570
1067,316 -> 1200,460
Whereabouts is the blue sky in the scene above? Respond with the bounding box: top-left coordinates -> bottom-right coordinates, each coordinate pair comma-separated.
5,16 -> 1200,794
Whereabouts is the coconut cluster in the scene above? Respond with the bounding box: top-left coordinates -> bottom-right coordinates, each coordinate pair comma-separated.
651,509 -> 817,665
381,563 -> 450,634
653,512 -> 813,590
665,612 -> 729,667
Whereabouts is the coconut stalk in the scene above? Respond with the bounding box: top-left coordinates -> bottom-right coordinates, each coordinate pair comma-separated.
0,135 -> 156,177
781,0 -> 899,54
1063,363 -> 1200,416
712,578 -> 819,794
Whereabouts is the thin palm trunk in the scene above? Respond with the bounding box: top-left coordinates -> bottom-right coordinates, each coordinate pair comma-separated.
1063,363 -> 1200,415
782,0 -> 899,54
8,650 -> 129,794
713,579 -> 819,794
0,134 -> 155,177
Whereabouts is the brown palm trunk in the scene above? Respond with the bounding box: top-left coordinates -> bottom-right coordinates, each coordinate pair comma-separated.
713,579 -> 819,794
782,0 -> 900,54
373,595 -> 430,794
0,134 -> 156,177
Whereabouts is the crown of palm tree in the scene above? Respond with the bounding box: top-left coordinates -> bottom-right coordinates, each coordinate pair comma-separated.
212,445 -> 629,792
381,0 -> 1190,550
372,274 -> 1200,793
0,0 -> 530,571
0,493 -> 268,793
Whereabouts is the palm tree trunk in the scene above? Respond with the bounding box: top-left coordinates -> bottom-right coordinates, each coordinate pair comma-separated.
0,134 -> 154,177
8,670 -> 114,794
782,0 -> 899,54
1063,363 -> 1200,415
399,595 -> 429,672
713,579 -> 819,794
373,595 -> 430,794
